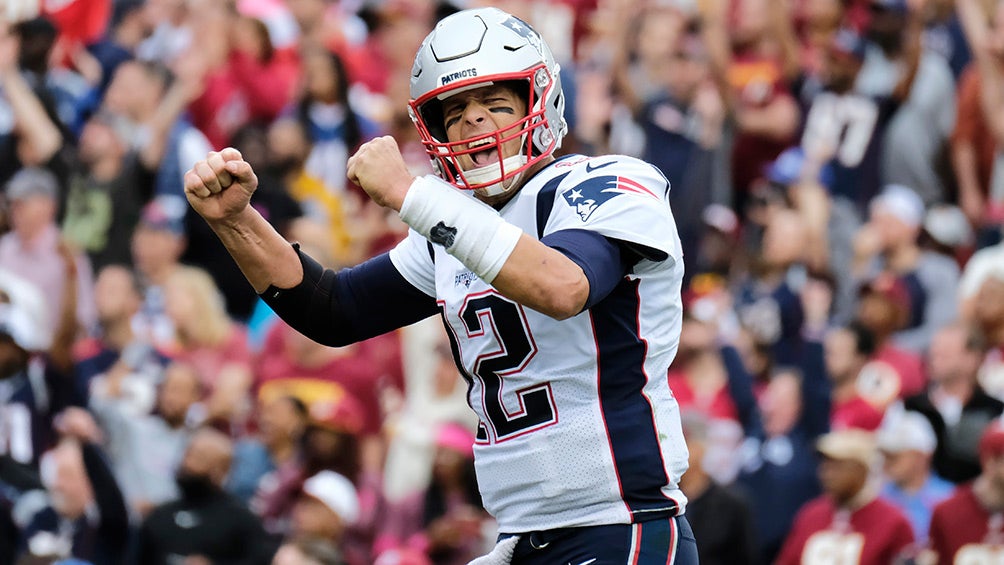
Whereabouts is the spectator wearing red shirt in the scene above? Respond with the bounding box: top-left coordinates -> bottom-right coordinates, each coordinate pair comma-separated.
929,421 -> 1004,564
703,0 -> 801,211
182,6 -> 299,149
777,428 -> 915,565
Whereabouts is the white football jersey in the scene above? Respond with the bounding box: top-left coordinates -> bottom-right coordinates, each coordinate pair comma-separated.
389,154 -> 688,533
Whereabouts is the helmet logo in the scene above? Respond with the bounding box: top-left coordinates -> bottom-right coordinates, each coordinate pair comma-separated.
500,16 -> 543,56
439,68 -> 479,86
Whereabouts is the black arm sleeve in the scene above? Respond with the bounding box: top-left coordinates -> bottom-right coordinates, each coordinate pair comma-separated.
260,245 -> 440,347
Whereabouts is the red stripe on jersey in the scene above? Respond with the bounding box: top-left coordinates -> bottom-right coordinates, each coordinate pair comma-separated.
617,177 -> 660,199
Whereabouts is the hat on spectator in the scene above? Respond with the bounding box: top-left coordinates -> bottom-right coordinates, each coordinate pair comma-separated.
301,470 -> 359,525
979,420 -> 1004,460
139,196 -> 187,236
876,410 -> 937,455
817,428 -> 878,468
435,422 -> 476,458
701,204 -> 739,238
764,146 -> 835,189
870,184 -> 926,228
831,28 -> 868,61
5,168 -> 58,201
309,392 -> 364,435
924,204 -> 974,248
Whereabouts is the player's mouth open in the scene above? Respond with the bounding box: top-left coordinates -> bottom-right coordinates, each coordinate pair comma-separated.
468,138 -> 498,166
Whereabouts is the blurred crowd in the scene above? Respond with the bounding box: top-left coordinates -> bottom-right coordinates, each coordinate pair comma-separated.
1,0 -> 1004,563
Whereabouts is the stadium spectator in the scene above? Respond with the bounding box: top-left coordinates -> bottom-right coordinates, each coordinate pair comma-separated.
376,422 -> 491,565
906,323 -> 1004,483
776,428 -> 915,565
855,184 -> 960,353
929,421 -> 1004,564
161,265 -> 254,434
88,361 -> 202,516
799,23 -> 919,214
100,58 -> 212,202
0,269 -> 57,468
129,196 -> 187,350
852,273 -> 925,404
857,0 -> 956,206
957,0 -> 1004,238
823,322 -> 886,430
290,47 -> 380,196
0,168 -> 96,343
72,265 -> 165,409
230,395 -> 308,529
289,470 -> 360,564
875,406 -> 953,543
678,410 -> 758,565
17,409 -> 129,564
135,427 -> 274,564
61,111 -> 154,271
970,271 -> 1004,400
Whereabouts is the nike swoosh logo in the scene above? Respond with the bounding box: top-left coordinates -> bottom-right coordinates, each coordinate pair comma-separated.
585,161 -> 615,173
570,559 -> 597,565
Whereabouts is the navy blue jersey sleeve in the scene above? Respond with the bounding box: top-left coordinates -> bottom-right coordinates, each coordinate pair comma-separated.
541,228 -> 632,310
261,244 -> 440,346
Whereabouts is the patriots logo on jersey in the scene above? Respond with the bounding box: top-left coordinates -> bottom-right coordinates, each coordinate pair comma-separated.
561,176 -> 659,221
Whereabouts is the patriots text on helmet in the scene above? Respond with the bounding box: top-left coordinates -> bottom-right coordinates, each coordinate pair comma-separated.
440,68 -> 479,86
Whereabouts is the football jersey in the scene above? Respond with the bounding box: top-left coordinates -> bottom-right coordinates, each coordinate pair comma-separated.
389,154 -> 688,533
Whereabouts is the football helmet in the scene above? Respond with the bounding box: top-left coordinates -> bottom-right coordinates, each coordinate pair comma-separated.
409,8 -> 568,197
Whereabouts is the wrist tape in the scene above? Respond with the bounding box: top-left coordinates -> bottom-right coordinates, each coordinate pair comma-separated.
399,176 -> 522,283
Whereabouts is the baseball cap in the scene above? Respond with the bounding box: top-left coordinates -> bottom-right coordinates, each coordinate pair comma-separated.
876,410 -> 937,455
435,422 -> 476,458
870,184 -> 926,228
301,470 -> 359,524
309,392 -> 364,435
5,168 -> 59,201
817,428 -> 878,468
764,147 -> 835,189
701,204 -> 739,237
138,196 -> 187,236
979,420 -> 1004,460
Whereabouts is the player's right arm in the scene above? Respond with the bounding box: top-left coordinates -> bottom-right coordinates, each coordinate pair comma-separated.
185,148 -> 303,293
185,149 -> 439,346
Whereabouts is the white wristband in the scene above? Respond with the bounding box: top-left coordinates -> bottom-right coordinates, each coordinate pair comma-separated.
399,176 -> 522,283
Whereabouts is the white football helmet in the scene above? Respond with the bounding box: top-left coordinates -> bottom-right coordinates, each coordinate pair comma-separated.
409,8 -> 568,197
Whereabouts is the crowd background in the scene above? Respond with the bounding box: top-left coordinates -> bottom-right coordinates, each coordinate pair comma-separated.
3,0 -> 1004,563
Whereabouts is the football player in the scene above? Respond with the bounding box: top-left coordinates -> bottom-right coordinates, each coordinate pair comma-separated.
184,8 -> 696,564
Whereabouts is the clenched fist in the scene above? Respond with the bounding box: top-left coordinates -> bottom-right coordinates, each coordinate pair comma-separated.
184,148 -> 258,223
346,136 -> 416,211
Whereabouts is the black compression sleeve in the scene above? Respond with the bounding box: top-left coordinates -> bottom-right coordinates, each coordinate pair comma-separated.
260,244 -> 440,346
